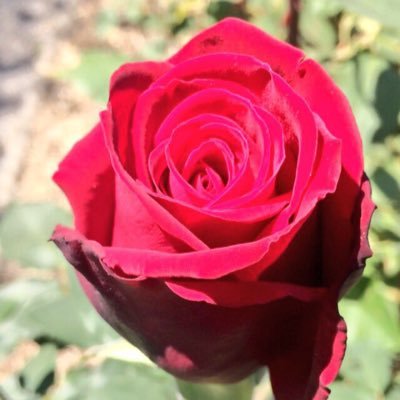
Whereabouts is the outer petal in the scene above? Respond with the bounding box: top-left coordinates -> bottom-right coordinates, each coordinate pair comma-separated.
51,225 -> 265,382
169,18 -> 303,78
267,300 -> 347,400
51,225 -> 344,400
339,176 -> 375,295
291,59 -> 369,289
291,58 -> 363,183
53,124 -> 115,245
320,174 -> 375,290
165,280 -> 326,307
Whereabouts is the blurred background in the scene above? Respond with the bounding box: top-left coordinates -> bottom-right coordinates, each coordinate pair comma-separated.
0,0 -> 399,399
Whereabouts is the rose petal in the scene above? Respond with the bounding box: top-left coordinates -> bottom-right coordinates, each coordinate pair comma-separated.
237,116 -> 342,281
51,224 -> 343,394
101,109 -> 209,251
291,58 -> 363,185
214,106 -> 285,209
262,73 -> 318,228
267,300 -> 347,400
169,18 -> 302,79
50,225 -> 267,382
167,139 -> 230,204
329,176 -> 375,293
168,20 -> 367,264
53,124 -> 115,245
109,61 -> 172,176
112,171 -> 194,252
165,280 -> 326,307
101,108 -> 317,274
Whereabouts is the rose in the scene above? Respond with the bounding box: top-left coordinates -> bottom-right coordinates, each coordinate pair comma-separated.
52,18 -> 374,400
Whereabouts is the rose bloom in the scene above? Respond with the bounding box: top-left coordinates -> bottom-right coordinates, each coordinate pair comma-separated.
52,18 -> 374,400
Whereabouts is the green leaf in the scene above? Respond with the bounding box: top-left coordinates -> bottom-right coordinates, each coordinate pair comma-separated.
339,341 -> 392,394
341,278 -> 400,352
0,202 -> 117,350
87,339 -> 153,366
52,359 -> 177,400
0,203 -> 72,269
372,32 -> 400,64
303,0 -> 343,17
373,167 -> 400,206
0,271 -> 117,351
16,268 -> 118,347
327,52 -> 400,147
330,381 -> 374,400
0,280 -> 52,354
332,0 -> 400,31
0,375 -> 40,400
61,50 -> 130,102
387,385 -> 400,400
19,344 -> 57,394
300,0 -> 337,59
247,0 -> 287,39
327,59 -> 380,146
177,377 -> 255,400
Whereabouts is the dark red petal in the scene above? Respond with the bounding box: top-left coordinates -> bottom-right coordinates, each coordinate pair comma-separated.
339,176 -> 375,295
51,225 -> 344,393
290,59 -> 373,289
51,225 -> 263,382
53,124 -> 115,245
268,300 -> 347,400
236,118 -> 341,282
165,280 -> 326,307
320,174 -> 375,291
355,177 -> 375,268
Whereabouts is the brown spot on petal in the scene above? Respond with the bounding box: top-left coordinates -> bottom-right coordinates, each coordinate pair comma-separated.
298,68 -> 306,79
202,36 -> 223,48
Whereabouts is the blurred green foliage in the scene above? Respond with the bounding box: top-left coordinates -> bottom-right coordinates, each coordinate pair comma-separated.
1,0 -> 399,399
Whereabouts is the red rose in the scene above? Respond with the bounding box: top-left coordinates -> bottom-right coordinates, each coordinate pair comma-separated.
52,18 -> 374,400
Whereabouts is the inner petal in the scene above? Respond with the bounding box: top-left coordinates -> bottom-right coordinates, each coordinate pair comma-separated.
156,88 -> 269,198
167,138 -> 231,203
165,123 -> 240,205
192,166 -> 225,195
183,139 -> 233,187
